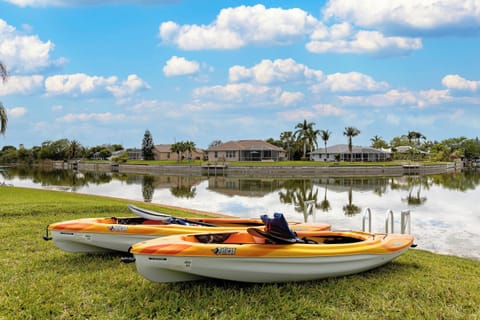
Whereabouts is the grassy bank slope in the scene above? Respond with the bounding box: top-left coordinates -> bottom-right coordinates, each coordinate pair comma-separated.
0,186 -> 478,319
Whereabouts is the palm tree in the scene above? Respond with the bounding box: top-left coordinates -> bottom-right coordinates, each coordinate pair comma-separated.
184,140 -> 196,161
406,131 -> 426,160
370,135 -> 381,146
319,130 -> 331,161
307,127 -> 320,155
280,131 -> 294,160
1,61 -> 8,136
370,135 -> 389,149
294,119 -> 316,159
170,142 -> 181,162
343,126 -> 361,161
68,140 -> 82,160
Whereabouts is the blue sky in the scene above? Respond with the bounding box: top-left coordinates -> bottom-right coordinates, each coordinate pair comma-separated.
1,0 -> 479,149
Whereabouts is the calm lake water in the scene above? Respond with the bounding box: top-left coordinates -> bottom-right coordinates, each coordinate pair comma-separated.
2,167 -> 479,260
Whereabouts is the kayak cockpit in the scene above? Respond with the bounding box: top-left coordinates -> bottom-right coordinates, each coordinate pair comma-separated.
189,230 -> 367,245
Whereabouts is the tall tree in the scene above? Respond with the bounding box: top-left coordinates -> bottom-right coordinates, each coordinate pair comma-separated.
370,135 -> 388,149
68,140 -> 83,160
280,131 -> 294,160
141,129 -> 155,160
343,126 -> 361,161
407,131 -> 425,146
319,129 -> 332,159
171,141 -> 188,162
0,62 -> 8,136
307,127 -> 320,154
294,119 -> 316,159
184,140 -> 196,161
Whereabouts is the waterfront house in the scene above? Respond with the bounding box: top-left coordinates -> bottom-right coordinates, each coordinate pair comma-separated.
310,144 -> 392,162
153,144 -> 204,161
393,145 -> 428,160
207,140 -> 286,162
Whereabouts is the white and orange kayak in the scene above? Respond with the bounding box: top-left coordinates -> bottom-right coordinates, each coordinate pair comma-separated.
44,207 -> 330,254
129,219 -> 414,283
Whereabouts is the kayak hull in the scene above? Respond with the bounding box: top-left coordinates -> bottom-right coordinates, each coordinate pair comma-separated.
47,217 -> 330,253
131,230 -> 413,283
50,230 -> 155,253
134,250 -> 408,283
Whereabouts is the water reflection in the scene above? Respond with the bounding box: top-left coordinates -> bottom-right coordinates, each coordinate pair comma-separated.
170,176 -> 197,199
278,180 -> 319,221
4,167 -> 480,209
142,176 -> 154,202
3,166 -> 480,260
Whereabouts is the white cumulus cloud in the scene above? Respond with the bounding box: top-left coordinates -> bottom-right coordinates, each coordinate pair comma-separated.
107,74 -> 150,97
0,75 -> 44,96
163,56 -> 200,77
339,88 -> 450,108
0,19 -> 64,73
229,58 -> 323,84
7,106 -> 27,118
442,74 -> 480,91
193,83 -> 299,106
311,72 -> 389,92
57,112 -> 126,123
44,73 -> 148,98
307,30 -> 422,56
159,4 -> 318,50
312,103 -> 346,116
323,0 -> 480,34
339,89 -> 418,107
278,92 -> 304,106
45,73 -> 117,96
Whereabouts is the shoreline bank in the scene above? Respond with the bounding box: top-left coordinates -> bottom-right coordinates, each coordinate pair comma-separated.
52,161 -> 460,177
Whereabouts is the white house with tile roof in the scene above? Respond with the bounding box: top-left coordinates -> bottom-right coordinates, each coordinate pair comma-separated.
207,140 -> 286,162
310,144 -> 392,162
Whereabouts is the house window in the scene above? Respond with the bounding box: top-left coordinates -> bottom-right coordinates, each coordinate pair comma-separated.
167,152 -> 170,159
214,151 -> 218,158
226,151 -> 236,158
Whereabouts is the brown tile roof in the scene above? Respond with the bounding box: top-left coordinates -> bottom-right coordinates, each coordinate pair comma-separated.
154,144 -> 173,152
154,144 -> 204,153
207,140 -> 284,152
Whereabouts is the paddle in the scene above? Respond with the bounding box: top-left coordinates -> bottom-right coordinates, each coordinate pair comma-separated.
127,204 -> 216,227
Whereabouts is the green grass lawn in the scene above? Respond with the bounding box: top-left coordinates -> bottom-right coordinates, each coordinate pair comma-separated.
1,186 -> 478,319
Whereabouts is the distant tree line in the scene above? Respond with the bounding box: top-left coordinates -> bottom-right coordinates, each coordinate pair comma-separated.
0,139 -> 124,164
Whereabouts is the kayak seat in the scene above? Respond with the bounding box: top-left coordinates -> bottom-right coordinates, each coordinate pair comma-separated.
194,232 -> 234,244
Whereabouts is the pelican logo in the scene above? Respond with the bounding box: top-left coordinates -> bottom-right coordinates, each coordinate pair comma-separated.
212,247 -> 236,255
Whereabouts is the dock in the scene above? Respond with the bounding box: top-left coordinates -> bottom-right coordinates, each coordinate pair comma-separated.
402,164 -> 421,174
201,163 -> 228,176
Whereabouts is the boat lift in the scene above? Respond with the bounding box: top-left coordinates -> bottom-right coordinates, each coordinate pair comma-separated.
361,208 -> 412,234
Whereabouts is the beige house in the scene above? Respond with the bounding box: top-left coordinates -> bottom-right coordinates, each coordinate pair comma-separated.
153,144 -> 204,161
207,140 -> 286,162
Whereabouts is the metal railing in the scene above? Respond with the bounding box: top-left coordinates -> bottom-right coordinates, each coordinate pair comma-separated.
361,208 -> 411,234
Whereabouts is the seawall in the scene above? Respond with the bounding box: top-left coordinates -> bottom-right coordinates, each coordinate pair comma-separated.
52,161 -> 460,178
